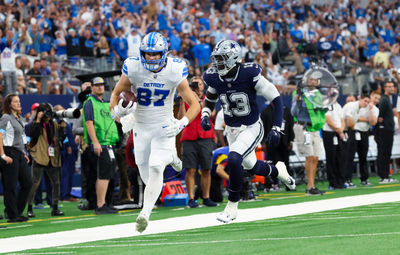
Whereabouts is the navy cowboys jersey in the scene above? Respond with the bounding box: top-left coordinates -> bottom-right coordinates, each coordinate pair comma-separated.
203,63 -> 262,127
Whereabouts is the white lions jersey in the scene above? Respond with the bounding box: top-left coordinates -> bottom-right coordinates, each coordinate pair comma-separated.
122,56 -> 188,124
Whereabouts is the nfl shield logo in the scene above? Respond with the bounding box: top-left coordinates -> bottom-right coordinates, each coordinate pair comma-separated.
227,83 -> 232,88
153,74 -> 157,79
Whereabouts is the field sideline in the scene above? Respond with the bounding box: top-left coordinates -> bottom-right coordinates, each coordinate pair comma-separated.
1,185 -> 400,254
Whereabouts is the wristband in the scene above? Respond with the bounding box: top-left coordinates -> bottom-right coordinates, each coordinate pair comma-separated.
1,154 -> 6,159
201,107 -> 211,118
180,116 -> 189,127
271,126 -> 281,133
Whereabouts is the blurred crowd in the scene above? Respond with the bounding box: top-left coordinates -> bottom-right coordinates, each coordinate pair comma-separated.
1,0 -> 400,96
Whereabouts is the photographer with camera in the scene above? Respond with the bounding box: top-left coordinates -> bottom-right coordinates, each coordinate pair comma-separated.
54,105 -> 79,202
26,103 -> 65,217
291,66 -> 339,195
178,76 -> 217,208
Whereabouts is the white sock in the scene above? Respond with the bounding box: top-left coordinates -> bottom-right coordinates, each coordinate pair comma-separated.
141,166 -> 164,217
226,200 -> 239,210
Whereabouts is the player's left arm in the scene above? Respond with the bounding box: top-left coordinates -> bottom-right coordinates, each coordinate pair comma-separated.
177,79 -> 201,123
255,76 -> 283,129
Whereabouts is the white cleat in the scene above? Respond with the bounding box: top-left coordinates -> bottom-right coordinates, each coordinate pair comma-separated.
170,153 -> 183,172
276,161 -> 296,190
136,213 -> 149,233
216,201 -> 238,223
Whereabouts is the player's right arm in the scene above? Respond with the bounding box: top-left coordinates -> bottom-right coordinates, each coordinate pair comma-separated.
110,74 -> 132,111
202,87 -> 218,117
200,86 -> 218,131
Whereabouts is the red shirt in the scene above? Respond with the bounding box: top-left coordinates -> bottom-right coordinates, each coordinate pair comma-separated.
125,131 -> 137,168
180,99 -> 215,141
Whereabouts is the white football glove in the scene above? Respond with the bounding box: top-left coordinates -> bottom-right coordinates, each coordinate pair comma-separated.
112,99 -> 136,118
164,116 -> 189,138
120,112 -> 135,133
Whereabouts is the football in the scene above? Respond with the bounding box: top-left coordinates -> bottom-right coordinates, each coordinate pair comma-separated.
118,91 -> 137,107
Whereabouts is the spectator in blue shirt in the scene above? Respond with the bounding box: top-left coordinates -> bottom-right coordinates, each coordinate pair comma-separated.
290,23 -> 304,41
158,10 -> 169,31
253,13 -> 267,35
191,34 -> 211,70
131,0 -> 142,14
40,23 -> 53,53
169,28 -> 181,52
29,23 -> 41,54
111,28 -> 128,63
367,37 -> 380,58
198,12 -> 210,31
55,31 -> 67,57
39,58 -> 51,76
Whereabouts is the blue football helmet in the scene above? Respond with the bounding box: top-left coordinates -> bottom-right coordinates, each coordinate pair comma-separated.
139,32 -> 168,71
210,39 -> 242,76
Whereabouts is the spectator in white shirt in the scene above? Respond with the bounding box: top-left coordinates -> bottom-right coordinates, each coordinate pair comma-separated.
353,91 -> 380,185
322,102 -> 346,189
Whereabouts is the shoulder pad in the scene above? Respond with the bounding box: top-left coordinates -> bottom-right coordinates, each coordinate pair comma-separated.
241,62 -> 262,82
168,57 -> 188,78
203,67 -> 218,80
122,56 -> 140,76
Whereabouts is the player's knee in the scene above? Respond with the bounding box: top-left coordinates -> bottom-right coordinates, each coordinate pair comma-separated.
227,151 -> 243,173
149,164 -> 164,174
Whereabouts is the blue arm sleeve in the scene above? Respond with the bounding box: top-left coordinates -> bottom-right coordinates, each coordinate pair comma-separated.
271,96 -> 283,128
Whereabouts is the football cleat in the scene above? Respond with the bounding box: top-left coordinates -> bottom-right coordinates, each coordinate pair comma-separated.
276,161 -> 296,190
216,201 -> 238,223
136,213 -> 149,233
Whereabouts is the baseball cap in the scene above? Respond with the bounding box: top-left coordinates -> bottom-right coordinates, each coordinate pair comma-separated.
238,35 -> 244,40
92,77 -> 105,86
68,28 -> 75,33
31,102 -> 40,111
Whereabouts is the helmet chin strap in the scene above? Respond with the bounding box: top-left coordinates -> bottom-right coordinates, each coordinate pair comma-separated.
221,64 -> 240,80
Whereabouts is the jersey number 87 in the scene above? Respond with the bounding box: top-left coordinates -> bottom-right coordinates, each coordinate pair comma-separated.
137,88 -> 170,106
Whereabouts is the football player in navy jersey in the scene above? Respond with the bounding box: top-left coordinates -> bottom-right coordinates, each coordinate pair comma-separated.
201,39 -> 296,223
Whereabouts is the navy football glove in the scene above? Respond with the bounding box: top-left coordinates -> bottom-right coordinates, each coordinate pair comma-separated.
201,116 -> 212,131
266,126 -> 282,148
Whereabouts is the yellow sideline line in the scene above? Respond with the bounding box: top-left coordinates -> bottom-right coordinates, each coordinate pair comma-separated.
0,208 -> 144,226
374,183 -> 400,188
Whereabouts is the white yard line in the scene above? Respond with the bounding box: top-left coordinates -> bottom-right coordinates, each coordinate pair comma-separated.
1,191 -> 400,253
54,231 -> 400,248
0,225 -> 32,230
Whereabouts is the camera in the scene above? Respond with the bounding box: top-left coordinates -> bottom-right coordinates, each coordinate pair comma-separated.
189,81 -> 199,90
37,103 -> 54,119
55,108 -> 81,119
37,103 -> 80,120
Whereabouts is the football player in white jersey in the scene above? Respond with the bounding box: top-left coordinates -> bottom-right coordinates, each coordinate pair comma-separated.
110,32 -> 200,233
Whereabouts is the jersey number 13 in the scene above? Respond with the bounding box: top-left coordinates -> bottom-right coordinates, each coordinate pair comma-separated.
220,92 -> 250,117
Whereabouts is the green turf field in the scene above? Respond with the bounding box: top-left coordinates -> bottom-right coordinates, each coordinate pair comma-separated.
2,174 -> 400,254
